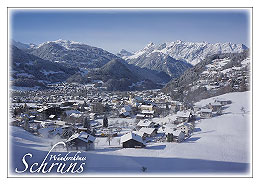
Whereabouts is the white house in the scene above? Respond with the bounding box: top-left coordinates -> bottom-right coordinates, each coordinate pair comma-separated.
166,130 -> 185,143
200,108 -> 213,119
119,105 -> 132,118
175,111 -> 192,123
137,119 -> 154,128
139,127 -> 157,137
176,122 -> 193,136
208,102 -> 222,112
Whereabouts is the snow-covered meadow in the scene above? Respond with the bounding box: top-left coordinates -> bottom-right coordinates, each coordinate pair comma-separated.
9,91 -> 251,176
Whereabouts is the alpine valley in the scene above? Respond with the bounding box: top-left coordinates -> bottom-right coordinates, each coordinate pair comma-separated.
10,39 -> 251,175
11,39 -> 248,93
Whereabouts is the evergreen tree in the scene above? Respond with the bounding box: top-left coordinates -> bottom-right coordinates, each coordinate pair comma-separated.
103,115 -> 108,128
167,133 -> 173,142
83,117 -> 90,129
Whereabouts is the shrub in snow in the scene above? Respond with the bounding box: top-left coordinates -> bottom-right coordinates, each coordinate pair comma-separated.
141,166 -> 147,172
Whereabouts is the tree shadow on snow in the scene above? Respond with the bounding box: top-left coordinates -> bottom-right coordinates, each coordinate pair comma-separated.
192,130 -> 215,136
183,137 -> 201,143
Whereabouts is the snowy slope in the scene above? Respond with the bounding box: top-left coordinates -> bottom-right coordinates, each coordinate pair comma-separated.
9,91 -> 251,175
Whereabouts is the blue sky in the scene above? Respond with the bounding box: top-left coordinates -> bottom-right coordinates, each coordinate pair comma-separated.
10,9 -> 250,54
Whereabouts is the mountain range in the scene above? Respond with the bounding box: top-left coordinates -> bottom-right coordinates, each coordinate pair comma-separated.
124,41 -> 247,66
162,50 -> 250,102
11,39 -> 248,91
10,45 -> 78,88
28,39 -> 120,69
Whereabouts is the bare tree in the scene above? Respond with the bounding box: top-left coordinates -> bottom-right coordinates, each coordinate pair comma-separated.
117,138 -> 121,146
106,129 -> 114,146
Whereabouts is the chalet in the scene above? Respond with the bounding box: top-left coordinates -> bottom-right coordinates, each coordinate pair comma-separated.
208,102 -> 222,113
53,120 -> 66,127
215,98 -> 232,105
162,123 -> 177,132
136,114 -> 146,119
166,130 -> 185,142
121,105 -> 132,113
77,127 -> 92,134
64,110 -> 81,117
66,132 -> 96,151
200,108 -> 213,119
129,95 -> 143,104
119,105 -> 132,118
140,104 -> 153,112
61,100 -> 76,107
193,105 -> 202,113
156,102 -> 170,110
140,110 -> 154,118
139,127 -> 157,137
70,112 -> 82,119
176,122 -> 193,136
49,114 -> 56,120
120,132 -> 146,148
132,131 -> 145,140
175,111 -> 193,124
137,119 -> 154,129
119,111 -> 131,118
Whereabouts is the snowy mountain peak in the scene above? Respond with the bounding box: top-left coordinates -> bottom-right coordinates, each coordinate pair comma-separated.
143,42 -> 155,51
125,40 -> 248,66
37,39 -> 83,50
146,42 -> 155,47
175,40 -> 183,44
53,39 -> 81,45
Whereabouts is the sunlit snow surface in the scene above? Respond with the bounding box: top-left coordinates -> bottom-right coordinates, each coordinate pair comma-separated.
9,91 -> 251,176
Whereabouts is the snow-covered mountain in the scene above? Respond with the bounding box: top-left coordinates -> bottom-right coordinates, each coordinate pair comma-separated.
10,46 -> 78,88
163,50 -> 250,102
125,40 -> 248,66
124,42 -> 193,78
30,39 -> 120,68
67,58 -> 163,91
117,49 -> 134,59
12,40 -> 36,51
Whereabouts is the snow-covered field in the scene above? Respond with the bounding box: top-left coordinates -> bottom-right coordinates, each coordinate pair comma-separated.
9,91 -> 251,176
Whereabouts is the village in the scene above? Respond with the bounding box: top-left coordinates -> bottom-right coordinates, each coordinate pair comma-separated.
10,81 -> 233,151
188,57 -> 250,93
